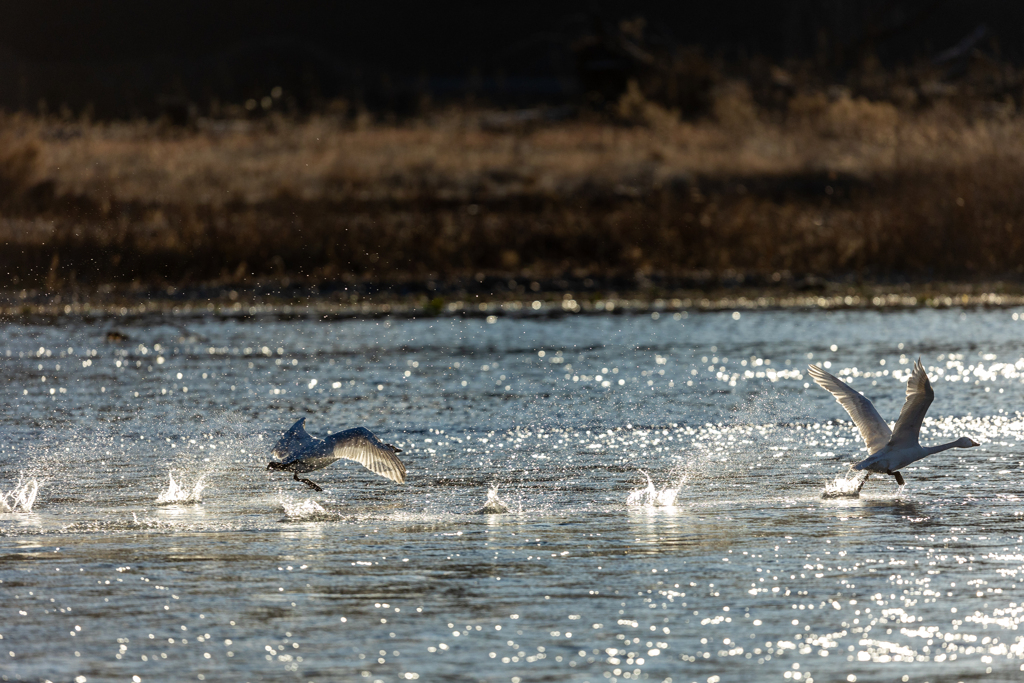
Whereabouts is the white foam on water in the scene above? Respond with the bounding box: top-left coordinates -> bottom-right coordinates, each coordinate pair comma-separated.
0,478 -> 40,512
156,471 -> 206,505
627,471 -> 680,507
280,498 -> 328,520
821,471 -> 868,499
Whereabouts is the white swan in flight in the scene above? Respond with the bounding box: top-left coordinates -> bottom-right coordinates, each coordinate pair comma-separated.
808,358 -> 978,488
266,418 -> 406,491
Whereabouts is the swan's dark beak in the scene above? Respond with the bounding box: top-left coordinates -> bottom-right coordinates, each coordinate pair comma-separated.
969,439 -> 980,447
267,461 -> 285,471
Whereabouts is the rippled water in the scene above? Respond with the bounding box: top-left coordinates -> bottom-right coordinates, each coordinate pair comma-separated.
3,307 -> 1024,682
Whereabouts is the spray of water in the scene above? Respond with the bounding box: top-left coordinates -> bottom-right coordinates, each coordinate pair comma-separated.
472,484 -> 510,514
279,498 -> 329,520
156,471 -> 206,504
627,471 -> 680,507
821,470 -> 869,499
0,478 -> 40,512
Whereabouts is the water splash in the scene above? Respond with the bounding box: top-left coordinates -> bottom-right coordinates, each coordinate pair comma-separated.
0,478 -> 40,512
821,471 -> 869,499
156,471 -> 205,505
627,471 -> 680,507
280,498 -> 328,520
472,485 -> 510,514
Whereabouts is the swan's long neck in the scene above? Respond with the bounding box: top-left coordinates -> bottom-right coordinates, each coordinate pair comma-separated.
922,441 -> 966,457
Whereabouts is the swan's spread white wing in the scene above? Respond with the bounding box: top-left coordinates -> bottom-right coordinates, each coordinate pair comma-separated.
325,427 -> 406,484
888,358 -> 934,447
808,364 -> 892,455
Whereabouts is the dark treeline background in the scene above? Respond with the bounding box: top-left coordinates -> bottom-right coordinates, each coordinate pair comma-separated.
1,0 -> 1022,119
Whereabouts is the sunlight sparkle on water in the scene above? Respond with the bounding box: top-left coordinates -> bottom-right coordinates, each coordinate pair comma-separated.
3,308 -> 1024,681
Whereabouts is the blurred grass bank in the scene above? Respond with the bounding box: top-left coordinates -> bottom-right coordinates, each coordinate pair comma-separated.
3,85 -> 1024,308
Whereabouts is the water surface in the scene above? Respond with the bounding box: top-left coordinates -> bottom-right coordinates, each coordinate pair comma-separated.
3,307 -> 1024,682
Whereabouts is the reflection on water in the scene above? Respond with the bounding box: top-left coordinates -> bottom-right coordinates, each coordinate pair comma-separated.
2,307 -> 1024,681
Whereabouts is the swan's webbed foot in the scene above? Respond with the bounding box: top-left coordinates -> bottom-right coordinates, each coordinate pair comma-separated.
293,473 -> 323,492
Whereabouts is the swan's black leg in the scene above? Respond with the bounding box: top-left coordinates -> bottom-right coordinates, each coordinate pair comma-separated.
293,472 -> 323,492
855,472 -> 870,494
893,472 -> 905,487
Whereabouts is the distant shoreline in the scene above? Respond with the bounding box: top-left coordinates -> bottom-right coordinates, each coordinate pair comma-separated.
4,102 -> 1024,292
4,280 -> 1024,320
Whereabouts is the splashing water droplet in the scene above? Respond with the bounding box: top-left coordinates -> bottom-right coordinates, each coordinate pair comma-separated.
279,498 -> 328,520
627,471 -> 680,507
821,471 -> 868,499
0,478 -> 40,512
156,471 -> 205,505
473,485 -> 510,514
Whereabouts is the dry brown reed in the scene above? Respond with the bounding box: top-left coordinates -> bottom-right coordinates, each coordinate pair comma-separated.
3,92 -> 1024,290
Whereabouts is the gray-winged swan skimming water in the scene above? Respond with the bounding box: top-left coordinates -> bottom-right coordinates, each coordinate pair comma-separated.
266,418 -> 406,491
809,358 -> 978,490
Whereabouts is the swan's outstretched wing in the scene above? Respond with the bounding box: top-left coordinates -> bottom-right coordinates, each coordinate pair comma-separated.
273,417 -> 319,463
807,364 -> 891,454
888,358 -> 934,447
325,427 -> 406,483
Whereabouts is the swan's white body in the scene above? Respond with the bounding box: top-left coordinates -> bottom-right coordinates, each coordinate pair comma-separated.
266,418 -> 406,491
808,359 -> 978,486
